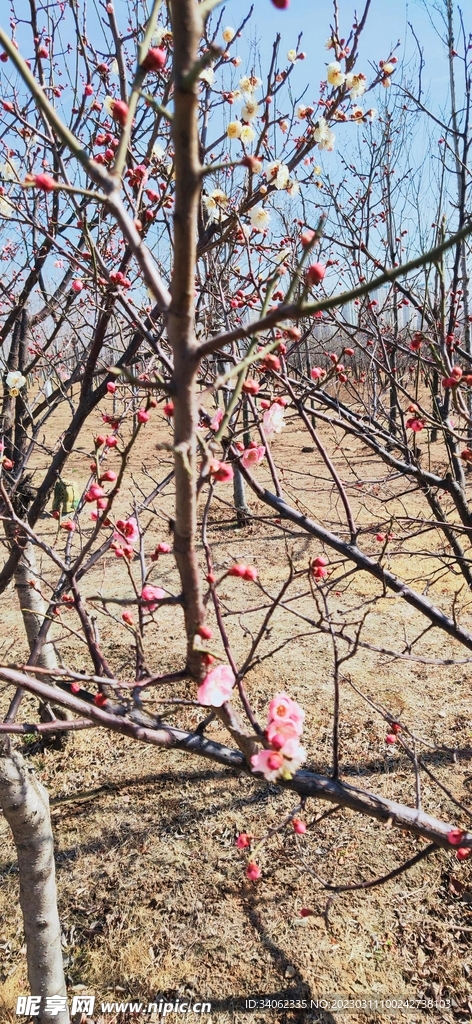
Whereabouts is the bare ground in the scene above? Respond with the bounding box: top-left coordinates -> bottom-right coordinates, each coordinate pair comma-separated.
0,394 -> 471,1024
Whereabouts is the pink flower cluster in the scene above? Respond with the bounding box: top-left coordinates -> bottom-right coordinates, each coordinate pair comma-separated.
251,692 -> 306,781
112,516 -> 139,559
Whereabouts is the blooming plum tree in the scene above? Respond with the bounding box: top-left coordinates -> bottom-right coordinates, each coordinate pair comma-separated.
0,0 -> 471,1016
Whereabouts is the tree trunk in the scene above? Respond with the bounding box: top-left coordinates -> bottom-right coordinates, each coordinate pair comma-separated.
4,530 -> 71,734
11,537 -> 59,673
0,746 -> 69,1024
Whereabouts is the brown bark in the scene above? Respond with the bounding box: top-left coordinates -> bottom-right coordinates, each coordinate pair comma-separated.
168,0 -> 206,675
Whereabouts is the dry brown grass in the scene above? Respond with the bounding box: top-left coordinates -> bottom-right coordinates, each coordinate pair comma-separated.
1,394 -> 471,1024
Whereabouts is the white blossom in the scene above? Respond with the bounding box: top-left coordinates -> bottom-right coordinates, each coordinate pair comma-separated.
239,75 -> 261,96
0,197 -> 13,218
6,371 -> 26,391
264,161 -> 290,190
0,159 -> 18,181
227,120 -> 242,139
151,27 -> 164,45
199,66 -> 215,86
346,72 -> 367,99
286,178 -> 300,197
202,188 -> 228,223
103,95 -> 118,116
313,116 -> 335,151
240,124 -> 256,144
250,205 -> 270,231
241,98 -> 259,121
222,27 -> 235,43
326,61 -> 346,87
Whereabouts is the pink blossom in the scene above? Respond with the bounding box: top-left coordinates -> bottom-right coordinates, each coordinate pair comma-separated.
266,719 -> 299,751
293,818 -> 307,834
210,459 -> 234,483
141,584 -> 165,612
246,861 -> 261,881
241,444 -> 265,470
114,516 -> 139,545
262,403 -> 285,437
197,664 -> 235,707
406,416 -> 425,432
269,732 -> 306,766
210,408 -> 224,431
310,366 -> 324,381
251,748 -> 286,781
268,692 -> 305,733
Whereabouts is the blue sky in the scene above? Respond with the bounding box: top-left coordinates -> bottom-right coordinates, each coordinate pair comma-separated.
216,0 -> 452,116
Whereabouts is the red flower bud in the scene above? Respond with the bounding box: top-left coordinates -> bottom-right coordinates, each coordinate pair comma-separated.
197,625 -> 213,640
246,861 -> 261,880
33,173 -> 56,192
111,99 -> 129,126
236,832 -> 251,849
306,263 -> 326,286
142,47 -> 167,72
